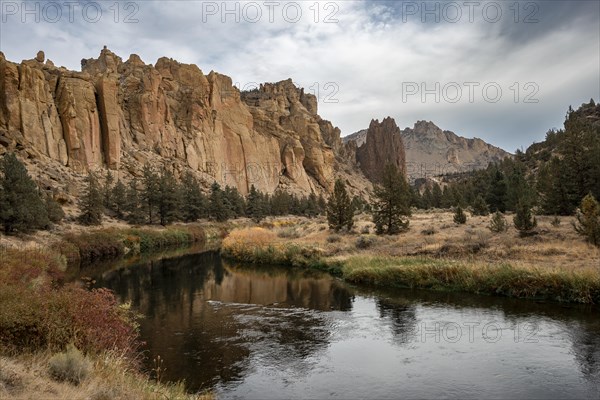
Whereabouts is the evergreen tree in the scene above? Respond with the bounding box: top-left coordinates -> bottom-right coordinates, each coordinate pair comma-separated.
317,194 -> 327,215
488,211 -> 508,233
141,164 -> 159,224
103,170 -> 114,208
224,186 -> 245,218
371,164 -> 411,235
125,179 -> 145,224
431,183 -> 443,208
0,153 -> 49,233
156,168 -> 180,226
246,185 -> 265,222
513,201 -> 537,236
78,172 -> 103,226
305,192 -> 320,218
45,195 -> 65,224
180,172 -> 206,222
111,180 -> 127,219
209,182 -> 229,222
326,179 -> 355,232
487,168 -> 507,212
574,193 -> 600,247
471,194 -> 490,216
453,205 -> 467,224
422,186 -> 433,209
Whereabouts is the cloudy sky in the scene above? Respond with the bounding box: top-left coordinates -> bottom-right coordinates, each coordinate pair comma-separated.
1,0 -> 598,152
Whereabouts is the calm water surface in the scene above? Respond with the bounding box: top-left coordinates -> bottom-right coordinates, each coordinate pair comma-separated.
94,251 -> 600,399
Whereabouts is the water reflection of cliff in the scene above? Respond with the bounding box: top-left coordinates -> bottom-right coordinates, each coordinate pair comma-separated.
96,251 -> 354,391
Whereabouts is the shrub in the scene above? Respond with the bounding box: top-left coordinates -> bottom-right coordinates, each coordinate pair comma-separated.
360,225 -> 370,234
63,232 -> 125,264
453,206 -> 467,224
421,227 -> 437,236
327,234 -> 341,243
471,194 -> 490,216
48,344 -> 91,385
551,216 -> 561,227
278,227 -> 301,239
488,211 -> 508,233
574,193 -> 600,247
356,235 -> 376,249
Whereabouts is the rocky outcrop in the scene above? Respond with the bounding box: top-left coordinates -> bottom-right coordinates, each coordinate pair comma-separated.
355,117 -> 406,183
400,121 -> 511,180
346,120 -> 511,181
0,49 -> 367,197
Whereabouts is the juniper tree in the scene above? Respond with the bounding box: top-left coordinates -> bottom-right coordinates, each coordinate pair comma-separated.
327,179 -> 355,232
45,195 -> 65,224
0,153 -> 49,233
78,172 -> 103,226
488,211 -> 508,233
471,194 -> 490,216
371,164 -> 411,235
453,205 -> 467,224
574,193 -> 600,247
103,170 -> 114,208
513,201 -> 537,236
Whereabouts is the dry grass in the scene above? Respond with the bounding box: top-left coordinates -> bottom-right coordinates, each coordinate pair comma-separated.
0,351 -> 213,400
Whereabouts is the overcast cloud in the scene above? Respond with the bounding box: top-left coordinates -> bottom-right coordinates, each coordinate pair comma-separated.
1,0 -> 598,152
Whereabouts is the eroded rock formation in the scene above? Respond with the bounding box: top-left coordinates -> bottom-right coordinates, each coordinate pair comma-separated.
0,48 -> 367,197
356,117 -> 406,183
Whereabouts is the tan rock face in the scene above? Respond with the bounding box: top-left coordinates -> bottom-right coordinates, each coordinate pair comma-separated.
0,49 -> 365,196
356,117 -> 407,182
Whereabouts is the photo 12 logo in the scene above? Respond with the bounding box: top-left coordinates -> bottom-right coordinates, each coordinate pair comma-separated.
198,1 -> 340,24
1,1 -> 140,23
402,82 -> 540,104
222,81 -> 340,104
398,1 -> 540,24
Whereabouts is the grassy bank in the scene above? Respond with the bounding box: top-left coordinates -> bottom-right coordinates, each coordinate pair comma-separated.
0,244 -> 212,399
52,225 -> 209,267
221,226 -> 600,304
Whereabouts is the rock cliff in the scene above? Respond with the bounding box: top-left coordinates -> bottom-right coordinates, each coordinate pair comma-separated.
346,120 -> 511,181
355,117 -> 406,183
0,48 -> 369,199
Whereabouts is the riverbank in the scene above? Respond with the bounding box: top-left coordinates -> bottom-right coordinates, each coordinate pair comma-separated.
221,212 -> 600,304
0,222 -> 233,399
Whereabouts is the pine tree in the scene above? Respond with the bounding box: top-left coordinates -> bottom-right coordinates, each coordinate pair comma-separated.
371,164 -> 411,235
103,170 -> 114,208
125,179 -> 145,225
488,211 -> 508,233
157,168 -> 180,226
180,172 -> 206,222
453,205 -> 467,224
487,168 -> 507,212
471,194 -> 489,216
224,186 -> 245,218
431,183 -> 443,208
573,193 -> 600,247
305,192 -> 320,218
0,153 -> 49,233
422,187 -> 433,209
246,184 -> 265,222
513,201 -> 537,236
78,172 -> 103,226
111,180 -> 127,219
141,164 -> 159,224
327,179 -> 355,232
209,182 -> 229,222
317,194 -> 327,215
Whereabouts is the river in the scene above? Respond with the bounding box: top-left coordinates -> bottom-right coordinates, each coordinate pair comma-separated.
93,251 -> 600,399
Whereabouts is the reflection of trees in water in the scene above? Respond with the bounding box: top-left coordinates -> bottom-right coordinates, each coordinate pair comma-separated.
375,297 -> 418,343
96,252 -> 355,392
567,321 -> 600,386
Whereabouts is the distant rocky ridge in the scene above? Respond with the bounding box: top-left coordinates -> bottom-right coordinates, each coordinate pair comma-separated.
0,48 -> 371,202
346,121 -> 511,181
